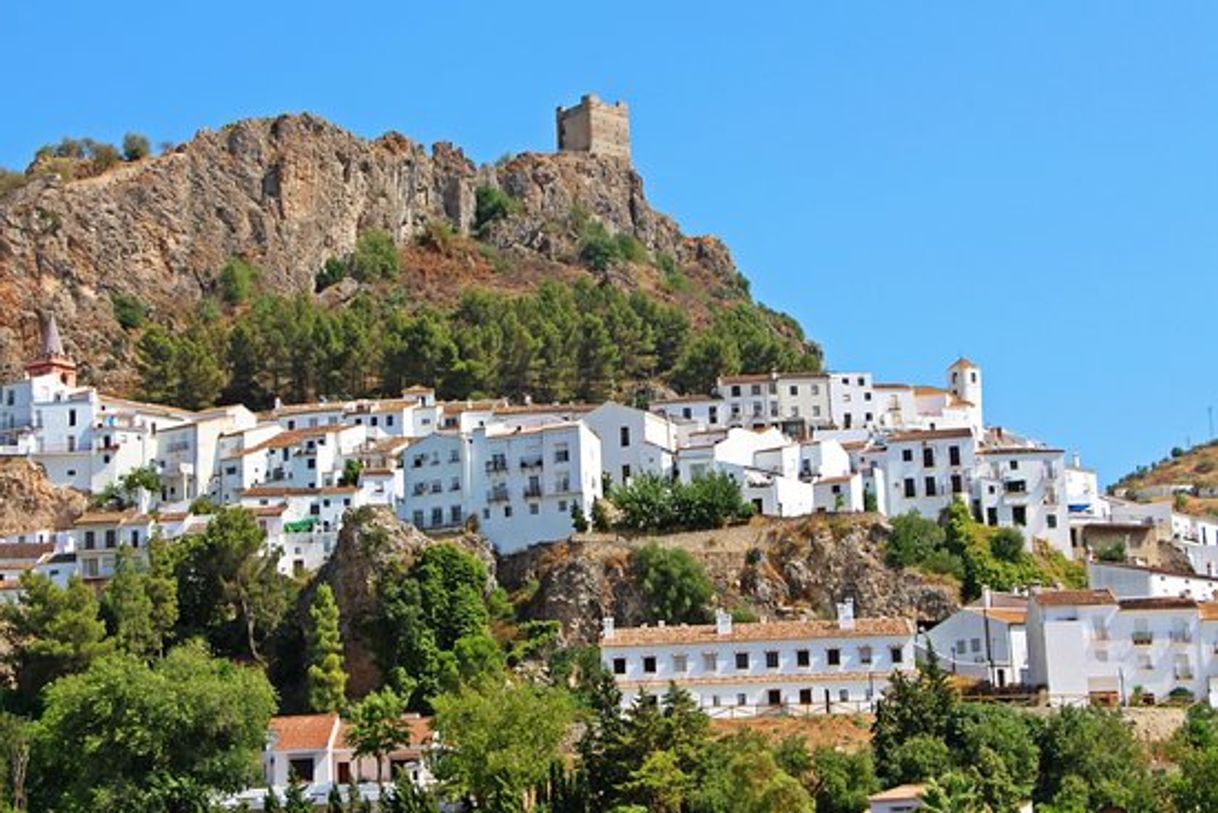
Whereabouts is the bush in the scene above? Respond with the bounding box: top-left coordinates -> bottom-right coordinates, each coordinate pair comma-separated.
122,132 -> 151,161
0,168 -> 27,196
90,143 -> 121,173
579,219 -> 619,272
351,229 -> 400,281
111,293 -> 147,330
1095,542 -> 1126,563
611,472 -> 752,533
631,542 -> 713,624
314,257 -> 348,292
189,496 -> 217,514
990,527 -> 1026,562
473,185 -> 521,234
885,512 -> 948,569
217,258 -> 260,305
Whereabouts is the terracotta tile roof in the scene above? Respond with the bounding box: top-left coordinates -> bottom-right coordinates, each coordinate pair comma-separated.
361,468 -> 394,476
601,617 -> 914,648
0,542 -> 56,561
98,394 -> 197,419
270,401 -> 350,417
75,510 -> 148,526
965,606 -> 1027,625
1199,603 -> 1218,621
492,403 -> 597,416
241,485 -> 358,498
870,784 -> 927,802
156,511 -> 190,522
618,669 -> 911,690
1033,588 -> 1116,607
718,373 -> 776,384
948,356 -> 978,369
269,714 -> 339,751
335,715 -> 432,753
439,399 -> 505,416
249,505 -> 288,517
913,386 -> 949,397
242,426 -> 340,456
873,383 -> 912,390
652,395 -> 722,405
1119,596 -> 1198,611
978,446 -> 1064,456
815,474 -> 856,485
401,385 -> 434,395
886,428 -> 975,442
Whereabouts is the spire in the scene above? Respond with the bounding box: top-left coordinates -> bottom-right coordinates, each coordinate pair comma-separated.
41,312 -> 65,358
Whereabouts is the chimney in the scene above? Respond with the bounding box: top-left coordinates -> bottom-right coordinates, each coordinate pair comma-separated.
134,486 -> 152,515
982,585 -> 993,609
1072,451 -> 1081,469
715,608 -> 733,636
836,598 -> 855,630
601,617 -> 615,641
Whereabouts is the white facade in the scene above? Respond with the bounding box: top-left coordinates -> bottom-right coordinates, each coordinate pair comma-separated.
924,591 -> 1029,687
600,608 -> 916,716
585,402 -> 679,487
1088,561 -> 1218,602
1027,588 -> 1218,707
826,371 -> 876,431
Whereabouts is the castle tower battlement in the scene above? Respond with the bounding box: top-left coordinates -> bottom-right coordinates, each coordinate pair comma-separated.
556,94 -> 631,162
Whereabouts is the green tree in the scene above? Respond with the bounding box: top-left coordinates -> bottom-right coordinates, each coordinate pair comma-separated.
0,713 -> 32,813
101,544 -> 178,659
1,573 -> 113,712
432,678 -> 574,812
306,584 -> 348,712
631,542 -> 713,624
218,258 -> 261,305
473,186 -> 521,235
1034,706 -> 1157,813
338,458 -> 363,487
173,507 -> 294,664
283,776 -> 312,813
919,772 -> 986,813
122,132 -> 151,161
30,641 -> 276,813
885,511 -> 950,569
351,230 -> 400,281
670,333 -> 740,395
377,542 -> 492,705
872,645 -> 955,786
111,292 -> 147,329
347,687 -> 413,785
810,747 -> 878,813
624,749 -> 688,813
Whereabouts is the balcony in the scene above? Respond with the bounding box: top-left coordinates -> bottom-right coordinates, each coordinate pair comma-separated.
411,484 -> 427,496
1132,632 -> 1154,646
485,460 -> 508,474
520,456 -> 544,470
487,488 -> 510,503
1170,630 -> 1194,645
523,486 -> 543,499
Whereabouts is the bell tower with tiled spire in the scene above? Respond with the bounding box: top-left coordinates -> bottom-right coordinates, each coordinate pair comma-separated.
25,312 -> 77,386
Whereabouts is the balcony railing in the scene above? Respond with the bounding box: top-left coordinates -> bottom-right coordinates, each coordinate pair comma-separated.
523,486 -> 543,499
487,489 -> 510,503
1176,669 -> 1195,680
520,457 -> 544,470
1132,632 -> 1154,646
485,460 -> 508,474
1170,630 -> 1194,644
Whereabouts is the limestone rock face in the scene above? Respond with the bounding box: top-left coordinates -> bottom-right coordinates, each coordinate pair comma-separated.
0,457 -> 87,535
0,113 -> 753,390
498,517 -> 961,646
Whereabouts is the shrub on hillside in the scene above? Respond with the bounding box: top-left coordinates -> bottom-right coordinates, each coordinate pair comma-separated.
111,293 -> 147,330
350,229 -> 400,281
630,542 -> 714,624
217,258 -> 260,305
473,185 -> 521,235
122,132 -> 151,161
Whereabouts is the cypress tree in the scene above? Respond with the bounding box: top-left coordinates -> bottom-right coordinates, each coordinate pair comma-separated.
306,584 -> 347,712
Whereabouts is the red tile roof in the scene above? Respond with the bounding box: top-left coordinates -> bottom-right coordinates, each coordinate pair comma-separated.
269,714 -> 339,751
1033,589 -> 1116,607
0,542 -> 55,561
601,617 -> 914,648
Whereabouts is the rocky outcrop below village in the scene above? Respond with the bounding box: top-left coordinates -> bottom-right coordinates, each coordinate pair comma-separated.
499,515 -> 960,645
0,113 -> 754,388
0,457 -> 86,535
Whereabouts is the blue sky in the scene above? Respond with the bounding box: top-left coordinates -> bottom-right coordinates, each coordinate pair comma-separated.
3,2 -> 1217,484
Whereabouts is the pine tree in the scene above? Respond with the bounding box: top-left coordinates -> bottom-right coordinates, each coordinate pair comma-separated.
283,776 -> 312,813
306,584 -> 347,712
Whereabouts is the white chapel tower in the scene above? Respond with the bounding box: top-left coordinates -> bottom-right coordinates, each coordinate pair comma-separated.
947,357 -> 982,427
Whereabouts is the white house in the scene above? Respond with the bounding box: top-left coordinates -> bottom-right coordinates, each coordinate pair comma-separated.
650,394 -> 725,432
1088,560 -> 1218,602
975,438 -> 1070,555
584,401 -> 679,487
876,428 -> 978,518
924,590 -> 1029,687
826,372 -> 876,431
600,604 -> 916,716
1026,588 -> 1218,707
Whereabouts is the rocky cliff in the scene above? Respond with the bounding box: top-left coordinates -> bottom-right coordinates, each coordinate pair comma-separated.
0,457 -> 86,535
0,113 -> 760,389
499,515 -> 960,645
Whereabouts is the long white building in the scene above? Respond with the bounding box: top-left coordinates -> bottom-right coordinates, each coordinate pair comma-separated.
600,604 -> 916,716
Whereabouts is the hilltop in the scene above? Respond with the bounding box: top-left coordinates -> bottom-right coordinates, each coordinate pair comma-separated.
0,112 -> 819,398
1114,440 -> 1218,516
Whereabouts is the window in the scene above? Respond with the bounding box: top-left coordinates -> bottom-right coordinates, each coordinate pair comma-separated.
84,530 -> 95,549
1010,460 -> 1019,470
673,654 -> 688,673
951,474 -> 963,494
529,503 -> 539,515
827,648 -> 841,666
104,529 -> 116,548
1012,506 -> 1027,526
859,646 -> 873,665
970,638 -> 981,653
130,529 -> 140,547
796,649 -> 810,667
799,688 -> 813,705
904,478 -> 916,498
288,757 -> 315,783
750,384 -> 761,396
891,646 -> 904,664
925,477 -> 937,497
789,385 -> 798,396
68,409 -> 77,427
767,689 -> 782,706
708,406 -> 718,424
731,385 -> 741,397
643,656 -> 657,674
839,688 -> 850,702
902,449 -> 913,462
449,449 -> 460,463
504,506 -> 512,518
703,652 -> 718,671
431,507 -> 443,527
554,444 -> 570,463
735,652 -> 749,670
737,693 -> 747,707
765,651 -> 779,669
949,445 -> 961,466
619,426 -> 631,447
1047,514 -> 1058,529
923,448 -> 935,467
986,507 -> 998,526
613,658 -> 626,675
450,505 -> 462,524
621,465 -> 631,483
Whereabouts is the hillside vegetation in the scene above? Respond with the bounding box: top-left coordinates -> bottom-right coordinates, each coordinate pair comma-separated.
0,114 -> 820,397
1114,440 -> 1218,516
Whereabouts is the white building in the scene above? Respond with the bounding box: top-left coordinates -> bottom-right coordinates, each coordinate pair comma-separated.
600,604 -> 916,716
1026,588 -> 1218,707
827,371 -> 876,431
584,402 -> 679,487
874,428 -> 978,518
1088,560 -> 1218,602
924,590 -> 1029,687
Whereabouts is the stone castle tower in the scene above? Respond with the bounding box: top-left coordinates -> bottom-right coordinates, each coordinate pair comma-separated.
556,94 -> 631,161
